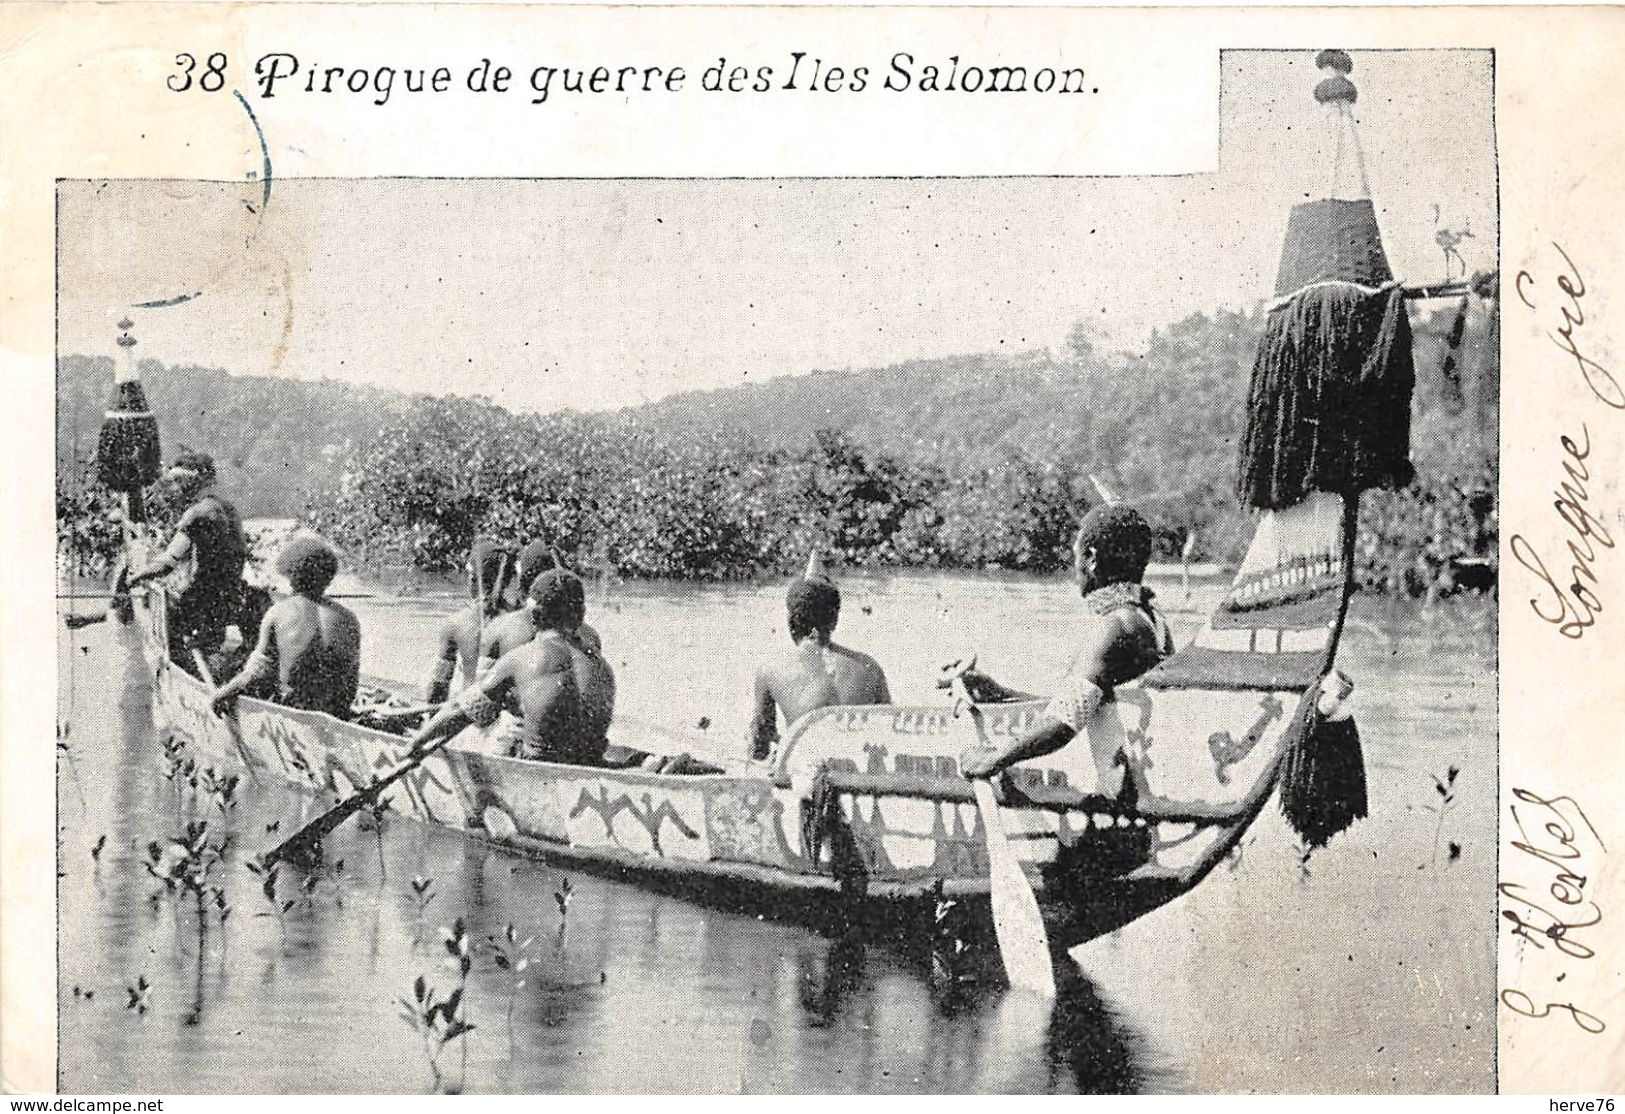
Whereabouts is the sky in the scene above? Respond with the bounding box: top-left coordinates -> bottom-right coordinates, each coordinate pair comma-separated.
58,50 -> 1496,414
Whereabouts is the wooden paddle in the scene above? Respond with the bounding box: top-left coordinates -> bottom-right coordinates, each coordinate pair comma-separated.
192,647 -> 261,785
353,700 -> 443,727
953,676 -> 1058,998
63,610 -> 110,630
263,733 -> 455,869
604,717 -> 764,777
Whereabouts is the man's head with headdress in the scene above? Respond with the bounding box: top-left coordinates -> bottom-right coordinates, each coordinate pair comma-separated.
1073,504 -> 1154,595
786,550 -> 840,644
528,567 -> 586,633
275,536 -> 341,598
517,540 -> 559,587
467,537 -> 514,607
163,449 -> 217,504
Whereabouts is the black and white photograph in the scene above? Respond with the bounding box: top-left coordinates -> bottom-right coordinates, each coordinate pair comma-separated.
49,43 -> 1506,1094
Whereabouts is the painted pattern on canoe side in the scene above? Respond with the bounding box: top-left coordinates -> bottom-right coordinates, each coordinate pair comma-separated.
140,589 -> 1261,919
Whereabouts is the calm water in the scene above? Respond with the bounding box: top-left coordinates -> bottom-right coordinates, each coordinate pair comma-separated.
56,573 -> 1497,1093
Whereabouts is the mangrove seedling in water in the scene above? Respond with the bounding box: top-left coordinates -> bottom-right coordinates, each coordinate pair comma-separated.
144,818 -> 232,1031
160,747 -> 200,817
125,975 -> 151,1015
143,821 -> 228,907
1421,764 -> 1462,870
553,876 -> 573,950
57,723 -> 88,813
358,795 -> 391,879
441,916 -> 475,1087
396,973 -> 475,1094
199,766 -> 240,816
245,859 -> 296,944
410,875 -> 436,947
487,922 -> 536,1045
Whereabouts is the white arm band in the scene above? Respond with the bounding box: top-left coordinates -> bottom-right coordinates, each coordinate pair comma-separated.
1044,676 -> 1105,732
455,686 -> 501,728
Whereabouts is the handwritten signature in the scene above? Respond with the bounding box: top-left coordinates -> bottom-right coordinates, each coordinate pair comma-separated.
1509,245 -> 1617,639
1499,787 -> 1608,1034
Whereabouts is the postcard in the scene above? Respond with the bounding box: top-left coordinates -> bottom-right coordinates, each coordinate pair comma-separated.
3,2 -> 1623,1097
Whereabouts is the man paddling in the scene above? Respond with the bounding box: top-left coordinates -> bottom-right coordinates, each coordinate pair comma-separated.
477,540 -> 602,674
747,552 -> 891,761
424,537 -> 514,703
410,567 -> 615,764
120,451 -> 249,665
63,504 -> 141,630
953,505 -> 1175,793
209,536 -> 362,720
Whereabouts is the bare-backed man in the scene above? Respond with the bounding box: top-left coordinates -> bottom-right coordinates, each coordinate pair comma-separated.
953,505 -> 1175,791
412,568 -> 615,765
477,540 -> 602,674
747,555 -> 891,761
424,537 -> 514,703
210,536 -> 362,720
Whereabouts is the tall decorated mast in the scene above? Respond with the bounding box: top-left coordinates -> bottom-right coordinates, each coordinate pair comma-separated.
1218,50 -> 1489,850
95,316 -> 162,526
1148,51 -> 1479,854
1239,49 -> 1417,521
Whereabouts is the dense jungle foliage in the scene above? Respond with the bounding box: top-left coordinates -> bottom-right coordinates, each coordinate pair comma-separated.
58,301 -> 1498,594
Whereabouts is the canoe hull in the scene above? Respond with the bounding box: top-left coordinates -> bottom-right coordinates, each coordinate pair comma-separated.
134,587 -> 1294,949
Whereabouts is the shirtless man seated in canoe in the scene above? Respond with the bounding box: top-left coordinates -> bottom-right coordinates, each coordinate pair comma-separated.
746,553 -> 892,762
952,505 -> 1174,794
424,537 -> 515,703
113,451 -> 250,669
477,539 -> 602,674
209,536 -> 362,720
410,567 -> 616,765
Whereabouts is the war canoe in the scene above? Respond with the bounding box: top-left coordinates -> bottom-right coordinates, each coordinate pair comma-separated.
134,492 -> 1355,950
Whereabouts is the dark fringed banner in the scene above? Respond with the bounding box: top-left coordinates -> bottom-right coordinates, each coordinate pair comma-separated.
96,378 -> 162,494
1237,281 -> 1416,511
1279,703 -> 1369,850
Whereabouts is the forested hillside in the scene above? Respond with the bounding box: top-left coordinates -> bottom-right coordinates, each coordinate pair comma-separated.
56,355 -> 414,517
58,299 -> 1497,593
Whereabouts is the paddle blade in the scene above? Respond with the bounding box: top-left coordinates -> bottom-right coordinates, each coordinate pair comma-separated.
973,778 -> 1057,998
266,788 -> 375,869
